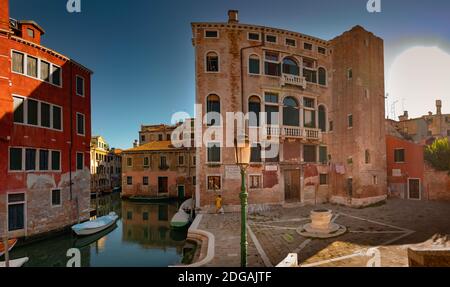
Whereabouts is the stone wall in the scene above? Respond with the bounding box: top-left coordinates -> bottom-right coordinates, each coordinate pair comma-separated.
424,164 -> 450,201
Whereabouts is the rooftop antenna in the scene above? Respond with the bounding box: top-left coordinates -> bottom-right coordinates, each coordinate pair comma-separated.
385,93 -> 389,119
390,100 -> 398,120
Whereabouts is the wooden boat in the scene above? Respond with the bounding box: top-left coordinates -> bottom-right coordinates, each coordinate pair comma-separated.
73,224 -> 117,248
72,212 -> 119,236
0,239 -> 18,257
0,257 -> 29,268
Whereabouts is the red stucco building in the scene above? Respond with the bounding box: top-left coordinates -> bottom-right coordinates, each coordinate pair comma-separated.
0,0 -> 93,238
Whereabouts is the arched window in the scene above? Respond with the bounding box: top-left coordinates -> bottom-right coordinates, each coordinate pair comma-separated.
282,57 -> 300,76
206,94 -> 220,126
318,105 -> 327,132
249,55 -> 260,75
283,97 -> 299,126
318,67 -> 327,85
206,52 -> 219,72
248,96 -> 261,127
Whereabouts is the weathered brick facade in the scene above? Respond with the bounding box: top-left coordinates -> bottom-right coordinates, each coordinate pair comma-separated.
192,11 -> 387,211
0,0 -> 92,238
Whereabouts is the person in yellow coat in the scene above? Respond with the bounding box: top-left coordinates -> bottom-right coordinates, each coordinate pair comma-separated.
215,195 -> 224,214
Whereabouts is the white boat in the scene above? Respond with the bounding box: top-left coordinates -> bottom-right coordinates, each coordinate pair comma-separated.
0,257 -> 29,268
72,212 -> 119,236
170,199 -> 194,229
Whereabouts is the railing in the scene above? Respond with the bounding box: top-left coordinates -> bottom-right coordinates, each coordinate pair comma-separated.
282,127 -> 303,138
304,128 -> 321,140
281,74 -> 307,89
266,126 -> 281,137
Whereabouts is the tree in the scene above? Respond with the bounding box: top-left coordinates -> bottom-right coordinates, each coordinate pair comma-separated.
424,137 -> 450,172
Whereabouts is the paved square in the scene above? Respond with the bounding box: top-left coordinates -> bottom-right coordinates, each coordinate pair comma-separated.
197,199 -> 450,267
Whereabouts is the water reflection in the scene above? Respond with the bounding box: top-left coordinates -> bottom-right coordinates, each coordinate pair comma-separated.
6,193 -> 187,267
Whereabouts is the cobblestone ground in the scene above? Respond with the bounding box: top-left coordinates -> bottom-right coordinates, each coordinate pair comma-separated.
197,199 -> 450,267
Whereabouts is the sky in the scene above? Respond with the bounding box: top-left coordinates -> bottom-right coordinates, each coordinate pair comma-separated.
9,0 -> 450,149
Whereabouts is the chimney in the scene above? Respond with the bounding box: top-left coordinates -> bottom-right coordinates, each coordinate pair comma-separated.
228,10 -> 239,24
436,100 -> 442,115
0,0 -> 9,32
398,111 -> 409,121
133,140 -> 138,148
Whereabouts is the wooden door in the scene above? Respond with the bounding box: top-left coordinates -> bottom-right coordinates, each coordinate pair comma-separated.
284,170 -> 300,202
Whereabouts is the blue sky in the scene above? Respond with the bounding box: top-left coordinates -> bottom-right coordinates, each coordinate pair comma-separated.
9,0 -> 450,149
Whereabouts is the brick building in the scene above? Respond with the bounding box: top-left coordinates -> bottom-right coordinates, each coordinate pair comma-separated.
90,136 -> 122,193
0,0 -> 92,238
192,11 -> 387,211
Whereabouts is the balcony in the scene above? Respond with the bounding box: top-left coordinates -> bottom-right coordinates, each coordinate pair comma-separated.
263,126 -> 321,141
281,74 -> 307,89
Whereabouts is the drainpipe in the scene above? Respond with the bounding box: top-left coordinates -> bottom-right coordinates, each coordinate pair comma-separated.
69,62 -> 73,201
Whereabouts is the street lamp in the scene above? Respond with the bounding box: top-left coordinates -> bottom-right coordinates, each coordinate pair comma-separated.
234,135 -> 251,267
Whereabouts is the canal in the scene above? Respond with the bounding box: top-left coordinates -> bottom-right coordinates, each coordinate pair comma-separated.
6,193 -> 190,267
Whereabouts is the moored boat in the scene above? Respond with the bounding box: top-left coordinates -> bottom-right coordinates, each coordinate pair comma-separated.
72,212 -> 119,236
170,198 -> 194,229
0,239 -> 18,257
0,257 -> 29,268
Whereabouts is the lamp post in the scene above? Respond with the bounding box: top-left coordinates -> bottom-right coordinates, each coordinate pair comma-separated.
234,135 -> 251,267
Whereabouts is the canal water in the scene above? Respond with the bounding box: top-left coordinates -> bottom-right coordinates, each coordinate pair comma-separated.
6,193 -> 189,267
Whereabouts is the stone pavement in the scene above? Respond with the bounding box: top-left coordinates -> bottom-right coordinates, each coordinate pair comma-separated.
196,199 -> 450,267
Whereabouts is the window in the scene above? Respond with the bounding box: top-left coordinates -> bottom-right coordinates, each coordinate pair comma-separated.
329,120 -> 334,132
205,30 -> 218,38
265,105 -> 279,126
319,146 -> 328,164
143,157 -> 150,167
8,193 -> 25,231
53,106 -> 62,130
13,96 -> 24,123
318,105 -> 326,132
76,76 -> 85,97
192,155 -> 196,166
127,211 -> 133,220
51,189 -> 61,206
372,175 -> 378,185
286,38 -> 296,47
25,149 -> 36,171
248,96 -> 261,127
304,110 -> 316,128
264,52 -> 281,76
207,143 -> 221,163
26,56 -> 38,78
347,68 -> 353,80
27,28 -> 34,38
40,61 -> 50,82
127,177 -> 133,185
319,174 -> 328,185
41,102 -> 51,128
248,32 -> 260,41
249,175 -> 262,189
27,99 -> 38,125
167,134 -> 171,141
207,176 -> 221,191
365,150 -> 371,164
206,94 -> 221,126
248,55 -> 260,75
447,130 -> 450,136
143,176 -> 149,186
39,150 -> 49,171
77,113 -> 85,135
160,156 -> 168,169
76,152 -> 84,170
143,212 -> 149,221
282,58 -> 299,76
141,135 -> 146,142
193,176 -> 196,186
127,158 -> 132,167
12,51 -> 24,73
318,47 -> 327,55
178,155 -> 184,166
158,134 -> 163,141
206,52 -> 219,72
304,42 -> 313,50
303,68 -> 317,83
52,65 -> 61,86
303,145 -> 317,163
394,149 -> 405,163
9,148 -> 22,171
318,67 -> 327,85
283,97 -> 299,126
51,151 -> 60,171
264,92 -> 279,104
348,114 -> 353,128
266,35 -> 277,43
250,144 -> 262,163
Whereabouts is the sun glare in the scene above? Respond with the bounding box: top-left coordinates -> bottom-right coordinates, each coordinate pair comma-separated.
387,46 -> 450,118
